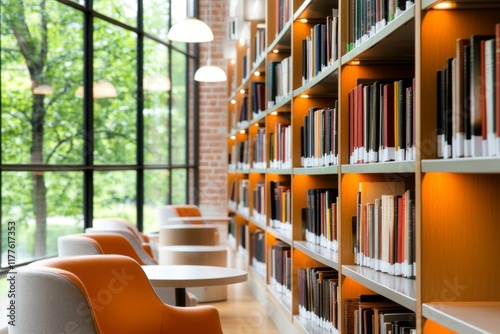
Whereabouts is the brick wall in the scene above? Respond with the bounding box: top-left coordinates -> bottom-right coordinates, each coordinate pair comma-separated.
197,0 -> 228,215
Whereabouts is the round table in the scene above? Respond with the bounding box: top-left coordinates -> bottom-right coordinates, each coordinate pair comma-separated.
142,265 -> 247,306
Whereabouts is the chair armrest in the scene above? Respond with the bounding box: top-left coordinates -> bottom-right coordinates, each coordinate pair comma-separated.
142,243 -> 154,258
161,305 -> 223,334
139,232 -> 150,242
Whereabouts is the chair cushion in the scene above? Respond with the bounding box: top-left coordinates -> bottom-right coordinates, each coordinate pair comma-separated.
9,267 -> 99,334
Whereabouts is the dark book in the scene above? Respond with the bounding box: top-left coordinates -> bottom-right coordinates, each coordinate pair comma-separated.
455,38 -> 470,158
314,24 -> 322,76
396,79 -> 412,161
267,61 -> 280,107
321,23 -> 327,70
463,44 -> 472,157
445,58 -> 453,158
436,68 -> 444,158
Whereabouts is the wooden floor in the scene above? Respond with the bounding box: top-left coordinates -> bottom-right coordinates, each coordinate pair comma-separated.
206,281 -> 281,334
201,248 -> 281,334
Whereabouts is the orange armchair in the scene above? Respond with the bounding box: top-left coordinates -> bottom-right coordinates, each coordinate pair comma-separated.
58,233 -> 198,306
9,255 -> 223,334
93,217 -> 158,259
158,205 -> 231,244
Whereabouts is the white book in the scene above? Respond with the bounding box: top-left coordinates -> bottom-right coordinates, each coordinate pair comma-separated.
485,38 -> 496,156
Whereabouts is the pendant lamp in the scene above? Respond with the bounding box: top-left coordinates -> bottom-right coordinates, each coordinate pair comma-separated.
194,63 -> 227,82
167,17 -> 214,43
194,1 -> 227,82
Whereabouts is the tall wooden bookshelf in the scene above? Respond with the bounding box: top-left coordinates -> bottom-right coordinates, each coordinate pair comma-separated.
226,0 -> 500,333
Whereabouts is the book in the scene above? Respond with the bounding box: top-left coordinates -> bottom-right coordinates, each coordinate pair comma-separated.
453,38 -> 470,158
382,82 -> 396,161
464,44 -> 472,157
344,298 -> 359,334
496,24 -> 500,156
470,35 -> 494,157
396,79 -> 412,161
356,182 -> 405,268
484,38 -> 496,156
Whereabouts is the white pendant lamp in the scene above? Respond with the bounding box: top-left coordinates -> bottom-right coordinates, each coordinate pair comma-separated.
193,1 -> 226,82
194,63 -> 227,82
167,17 -> 214,43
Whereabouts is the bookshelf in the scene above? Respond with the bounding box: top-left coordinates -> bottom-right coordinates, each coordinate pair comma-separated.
226,0 -> 500,333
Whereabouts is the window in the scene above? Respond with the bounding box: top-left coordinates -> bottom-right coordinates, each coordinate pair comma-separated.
0,0 -> 199,270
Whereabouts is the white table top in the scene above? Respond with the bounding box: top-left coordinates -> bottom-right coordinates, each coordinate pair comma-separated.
142,265 -> 247,288
165,216 -> 232,222
158,245 -> 227,252
160,224 -> 217,230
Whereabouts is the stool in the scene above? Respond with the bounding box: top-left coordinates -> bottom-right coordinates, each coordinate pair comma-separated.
159,224 -> 218,246
158,245 -> 228,302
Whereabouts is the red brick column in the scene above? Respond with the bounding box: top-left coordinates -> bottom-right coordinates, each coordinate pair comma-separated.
197,0 -> 228,215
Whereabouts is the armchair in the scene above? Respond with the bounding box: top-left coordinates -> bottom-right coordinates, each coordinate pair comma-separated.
158,205 -> 231,244
9,254 -> 223,334
93,217 -> 158,260
58,233 -> 197,306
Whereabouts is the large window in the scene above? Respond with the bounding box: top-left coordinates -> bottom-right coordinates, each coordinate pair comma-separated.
0,0 -> 198,269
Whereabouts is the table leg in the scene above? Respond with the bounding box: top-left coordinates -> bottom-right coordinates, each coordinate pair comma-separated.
175,287 -> 186,307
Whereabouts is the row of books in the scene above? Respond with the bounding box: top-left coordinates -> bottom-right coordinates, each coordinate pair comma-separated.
349,78 -> 415,164
252,127 -> 266,169
275,0 -> 291,37
227,214 -> 236,250
241,47 -> 251,82
250,229 -> 266,265
253,25 -> 266,68
228,140 -> 249,171
344,294 -> 415,334
269,241 -> 291,296
238,179 -> 250,218
237,95 -> 249,129
267,57 -> 292,108
237,224 -> 248,260
252,181 -> 266,225
228,180 -> 237,212
269,180 -> 291,232
301,8 -> 339,85
304,188 -> 339,251
355,182 -> 416,279
348,0 -> 414,51
436,27 -> 500,158
297,267 -> 339,333
251,81 -> 266,116
269,121 -> 292,169
301,104 -> 339,168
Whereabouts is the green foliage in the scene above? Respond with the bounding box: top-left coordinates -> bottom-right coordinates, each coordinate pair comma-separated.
0,0 -> 195,267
